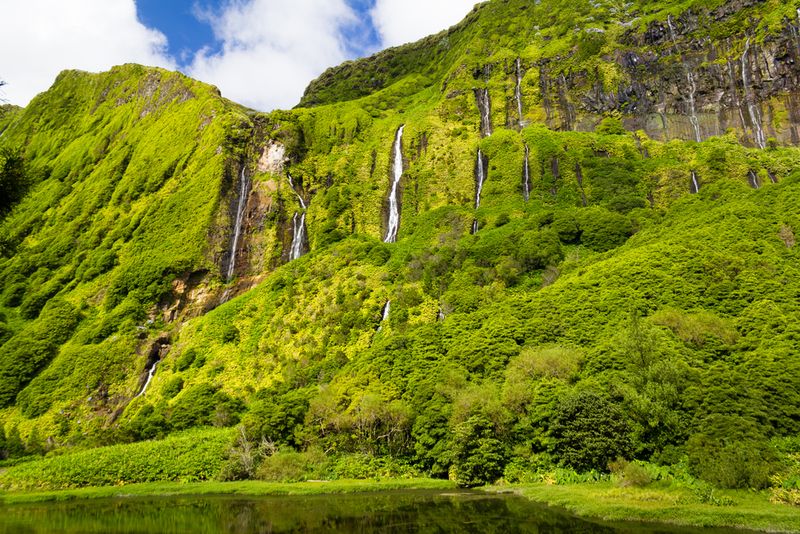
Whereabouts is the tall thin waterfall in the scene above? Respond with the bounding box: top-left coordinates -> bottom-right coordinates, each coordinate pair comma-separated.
287,173 -> 308,261
742,39 -> 766,149
290,212 -> 306,261
472,150 -> 487,234
288,173 -> 307,209
686,71 -> 702,142
136,361 -> 158,397
226,167 -> 250,280
690,171 -> 700,194
514,58 -> 524,127
523,144 -> 531,201
377,300 -> 391,332
748,170 -> 761,189
667,15 -> 701,143
384,125 -> 405,243
475,89 -> 492,137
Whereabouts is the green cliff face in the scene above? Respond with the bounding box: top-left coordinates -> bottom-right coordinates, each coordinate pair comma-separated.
1,0 -> 800,490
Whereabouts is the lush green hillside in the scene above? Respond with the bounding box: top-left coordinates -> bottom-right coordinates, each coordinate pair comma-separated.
0,0 -> 799,505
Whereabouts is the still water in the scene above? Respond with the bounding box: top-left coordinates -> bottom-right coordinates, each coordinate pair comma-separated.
0,490 -> 745,533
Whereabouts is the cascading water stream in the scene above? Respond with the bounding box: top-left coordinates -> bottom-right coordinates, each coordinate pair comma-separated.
667,15 -> 701,143
384,125 -> 405,243
288,173 -> 307,209
748,170 -> 761,189
768,170 -> 778,184
514,58 -> 524,127
690,171 -> 700,194
136,361 -> 158,397
742,39 -> 766,149
226,167 -> 250,280
377,301 -> 391,332
475,89 -> 492,137
472,150 -> 487,234
686,71 -> 702,142
523,144 -> 531,201
287,173 -> 309,261
289,212 -> 307,261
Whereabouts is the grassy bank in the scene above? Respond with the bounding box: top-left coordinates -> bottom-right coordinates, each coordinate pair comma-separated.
490,482 -> 800,533
0,478 -> 456,504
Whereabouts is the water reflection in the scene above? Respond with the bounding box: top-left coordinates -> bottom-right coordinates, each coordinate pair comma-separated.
0,490 -> 746,533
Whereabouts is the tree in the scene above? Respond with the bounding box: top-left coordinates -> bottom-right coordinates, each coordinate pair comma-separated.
550,389 -> 633,472
452,414 -> 508,487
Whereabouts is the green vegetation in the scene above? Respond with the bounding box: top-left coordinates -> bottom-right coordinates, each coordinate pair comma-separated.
0,479 -> 455,505
0,2 -> 799,530
501,483 -> 800,533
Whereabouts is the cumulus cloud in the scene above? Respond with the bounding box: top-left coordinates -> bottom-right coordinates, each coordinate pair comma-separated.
0,0 -> 174,106
186,0 -> 357,111
369,0 -> 476,48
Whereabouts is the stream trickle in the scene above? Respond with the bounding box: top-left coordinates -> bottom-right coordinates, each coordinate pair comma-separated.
384,125 -> 405,243
742,39 -> 766,149
690,171 -> 700,194
226,167 -> 250,280
748,170 -> 761,189
472,149 -> 487,234
514,58 -> 524,127
475,88 -> 492,137
667,15 -> 702,142
377,301 -> 391,332
523,144 -> 531,202
287,173 -> 309,261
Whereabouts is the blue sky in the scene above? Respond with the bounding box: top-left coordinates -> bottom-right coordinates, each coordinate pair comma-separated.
0,0 -> 475,110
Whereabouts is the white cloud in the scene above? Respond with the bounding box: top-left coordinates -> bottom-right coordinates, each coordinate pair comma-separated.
0,0 -> 174,106
186,0 -> 356,111
370,0 -> 476,48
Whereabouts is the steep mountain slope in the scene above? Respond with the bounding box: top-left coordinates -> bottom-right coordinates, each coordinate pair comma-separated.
1,0 -> 799,492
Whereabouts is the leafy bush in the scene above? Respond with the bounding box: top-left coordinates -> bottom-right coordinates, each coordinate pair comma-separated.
687,415 -> 780,489
0,428 -> 233,490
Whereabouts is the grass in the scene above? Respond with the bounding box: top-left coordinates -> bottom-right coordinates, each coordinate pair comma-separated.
489,482 -> 800,533
0,478 -> 456,505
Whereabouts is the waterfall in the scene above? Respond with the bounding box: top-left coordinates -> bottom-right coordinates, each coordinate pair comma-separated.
686,71 -> 701,142
727,60 -> 748,131
473,149 -> 487,234
514,58 -> 524,127
523,144 -> 531,201
748,170 -> 761,189
226,167 -> 250,280
288,172 -> 307,209
768,170 -> 778,184
136,361 -> 158,397
289,212 -> 307,261
287,173 -> 308,261
475,88 -> 493,137
377,301 -> 391,332
667,15 -> 701,142
384,125 -> 405,243
742,39 -> 766,149
690,171 -> 700,194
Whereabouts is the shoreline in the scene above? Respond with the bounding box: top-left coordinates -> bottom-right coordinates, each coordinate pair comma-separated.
1,479 -> 798,532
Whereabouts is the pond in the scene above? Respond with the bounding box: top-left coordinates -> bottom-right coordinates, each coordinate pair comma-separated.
0,489 -> 745,533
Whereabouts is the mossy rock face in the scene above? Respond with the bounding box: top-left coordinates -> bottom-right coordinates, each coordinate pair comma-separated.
1,0 -> 800,494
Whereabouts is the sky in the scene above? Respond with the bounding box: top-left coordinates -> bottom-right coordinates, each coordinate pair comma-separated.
0,0 -> 476,111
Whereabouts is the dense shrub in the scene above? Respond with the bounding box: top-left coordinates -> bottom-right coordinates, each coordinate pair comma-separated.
550,389 -> 633,472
